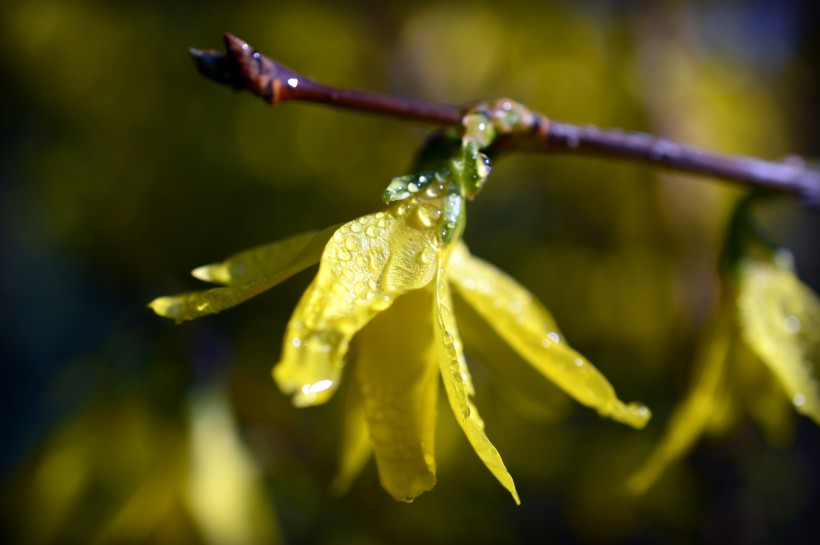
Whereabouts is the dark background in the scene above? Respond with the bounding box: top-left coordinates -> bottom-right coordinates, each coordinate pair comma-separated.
2,0 -> 819,543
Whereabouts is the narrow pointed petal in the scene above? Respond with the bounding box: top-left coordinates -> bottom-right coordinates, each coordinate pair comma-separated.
434,264 -> 520,504
354,290 -> 439,502
737,252 -> 820,424
330,376 -> 372,497
448,242 -> 650,429
149,227 -> 335,323
191,229 -> 330,285
628,307 -> 733,494
274,197 -> 444,407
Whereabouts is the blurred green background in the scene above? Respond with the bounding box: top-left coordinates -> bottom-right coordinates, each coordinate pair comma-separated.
2,0 -> 819,543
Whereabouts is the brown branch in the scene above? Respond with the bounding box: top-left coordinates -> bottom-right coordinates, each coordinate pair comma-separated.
191,33 -> 820,206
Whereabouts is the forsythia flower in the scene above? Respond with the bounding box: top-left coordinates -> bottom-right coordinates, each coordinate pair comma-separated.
629,249 -> 820,494
151,113 -> 651,503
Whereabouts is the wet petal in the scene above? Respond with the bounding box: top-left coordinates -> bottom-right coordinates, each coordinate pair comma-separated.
454,292 -> 572,423
274,196 -> 444,407
149,228 -> 335,323
448,242 -> 650,429
354,290 -> 439,502
737,252 -> 820,424
628,307 -> 733,494
329,377 -> 372,496
435,262 -> 520,504
191,230 -> 329,286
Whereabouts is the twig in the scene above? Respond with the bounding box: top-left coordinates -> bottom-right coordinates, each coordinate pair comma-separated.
190,33 -> 820,205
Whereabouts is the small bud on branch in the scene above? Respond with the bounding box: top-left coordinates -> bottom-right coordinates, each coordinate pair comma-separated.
191,33 -> 819,206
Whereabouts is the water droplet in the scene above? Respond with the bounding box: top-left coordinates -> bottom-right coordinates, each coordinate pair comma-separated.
291,337 -> 302,348
350,221 -> 363,233
372,294 -> 392,311
405,496 -> 414,504
793,393 -> 806,407
415,204 -> 443,229
344,236 -> 360,251
574,358 -> 584,367
333,231 -> 345,242
508,300 -> 522,315
353,282 -> 368,296
547,331 -> 561,343
355,254 -> 370,267
395,203 -> 413,217
541,337 -> 552,348
418,247 -> 436,265
783,315 -> 801,334
337,249 -> 351,262
365,225 -> 378,238
368,279 -> 381,291
407,183 -> 419,193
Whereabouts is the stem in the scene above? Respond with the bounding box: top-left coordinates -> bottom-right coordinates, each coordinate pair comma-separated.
191,33 -> 819,206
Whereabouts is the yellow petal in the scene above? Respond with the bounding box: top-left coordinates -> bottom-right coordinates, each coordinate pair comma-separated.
434,261 -> 520,504
149,227 -> 335,323
273,196 -> 445,407
186,388 -> 278,545
191,230 -> 329,285
737,251 -> 820,424
354,289 -> 439,502
454,292 -> 572,423
329,376 -> 372,497
627,305 -> 733,494
448,242 -> 650,429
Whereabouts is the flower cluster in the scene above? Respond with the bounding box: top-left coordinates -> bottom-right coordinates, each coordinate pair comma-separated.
629,221 -> 820,493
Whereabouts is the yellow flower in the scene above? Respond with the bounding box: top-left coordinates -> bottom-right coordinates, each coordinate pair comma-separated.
151,176 -> 650,504
628,249 -> 820,494
151,109 -> 650,503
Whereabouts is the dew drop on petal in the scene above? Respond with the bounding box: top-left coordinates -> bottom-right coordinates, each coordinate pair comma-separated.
425,183 -> 444,198
344,236 -> 360,252
794,393 -> 807,407
508,300 -> 523,315
337,249 -> 352,262
349,221 -> 363,233
783,315 -> 801,334
395,203 -> 412,217
418,247 -> 436,265
574,358 -> 584,367
547,331 -> 561,343
365,225 -> 378,238
414,204 -> 443,229
291,337 -> 302,348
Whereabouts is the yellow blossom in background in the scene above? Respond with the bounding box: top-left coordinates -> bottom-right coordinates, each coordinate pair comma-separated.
152,145 -> 651,502
4,386 -> 278,545
629,248 -> 820,494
